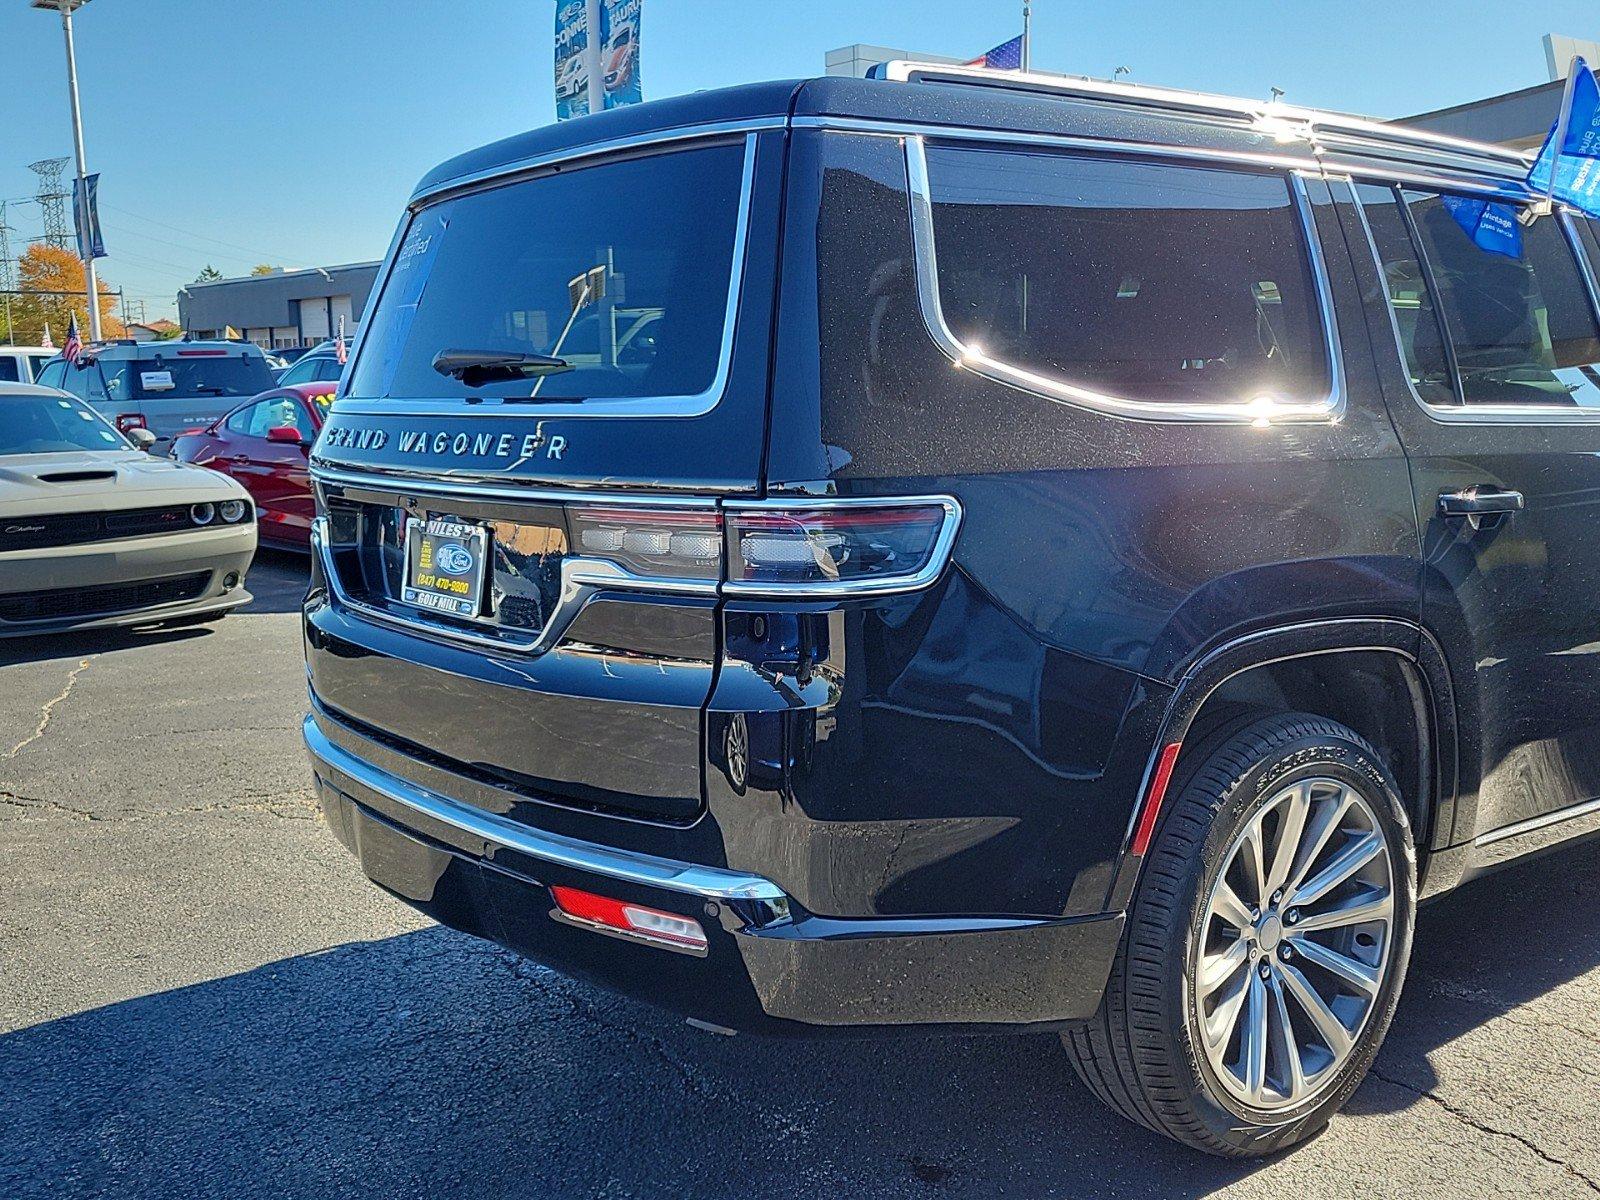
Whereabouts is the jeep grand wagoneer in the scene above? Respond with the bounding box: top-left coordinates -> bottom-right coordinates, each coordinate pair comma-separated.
303,63 -> 1600,1155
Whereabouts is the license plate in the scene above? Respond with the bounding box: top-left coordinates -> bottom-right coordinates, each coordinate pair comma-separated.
401,516 -> 491,620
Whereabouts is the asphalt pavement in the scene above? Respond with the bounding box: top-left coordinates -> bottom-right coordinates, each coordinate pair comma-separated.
3,550 -> 1600,1199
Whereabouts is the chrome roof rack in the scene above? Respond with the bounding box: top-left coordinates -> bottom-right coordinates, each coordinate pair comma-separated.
878,60 -> 1531,173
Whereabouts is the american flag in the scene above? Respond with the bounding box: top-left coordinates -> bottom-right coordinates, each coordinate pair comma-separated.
967,34 -> 1023,71
335,314 -> 348,365
62,313 -> 83,362
40,322 -> 54,349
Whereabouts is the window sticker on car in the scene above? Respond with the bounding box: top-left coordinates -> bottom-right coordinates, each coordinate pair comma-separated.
139,370 -> 175,392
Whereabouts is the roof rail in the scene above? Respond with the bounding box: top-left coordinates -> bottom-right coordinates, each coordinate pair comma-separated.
878,60 -> 1531,171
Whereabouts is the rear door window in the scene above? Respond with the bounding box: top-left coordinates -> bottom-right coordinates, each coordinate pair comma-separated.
349,141 -> 748,402
1400,191 -> 1600,408
921,145 -> 1330,406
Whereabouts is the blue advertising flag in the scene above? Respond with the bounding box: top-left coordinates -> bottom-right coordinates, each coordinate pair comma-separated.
554,0 -> 592,120
1528,57 -> 1600,218
1441,195 -> 1523,259
600,0 -> 642,111
73,172 -> 105,260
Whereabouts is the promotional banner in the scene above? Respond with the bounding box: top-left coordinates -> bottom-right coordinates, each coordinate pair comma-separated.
1528,56 -> 1600,218
555,0 -> 641,120
73,172 -> 105,260
599,0 -> 642,110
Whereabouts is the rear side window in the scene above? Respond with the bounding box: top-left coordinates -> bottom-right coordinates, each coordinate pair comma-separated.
35,360 -> 66,390
1399,191 -> 1600,407
922,146 -> 1329,406
0,357 -> 19,383
350,141 -> 747,402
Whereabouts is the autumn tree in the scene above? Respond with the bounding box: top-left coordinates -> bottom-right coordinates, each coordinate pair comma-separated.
250,264 -> 277,276
11,243 -> 125,345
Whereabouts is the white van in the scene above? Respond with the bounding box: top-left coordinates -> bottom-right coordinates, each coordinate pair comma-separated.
0,346 -> 55,385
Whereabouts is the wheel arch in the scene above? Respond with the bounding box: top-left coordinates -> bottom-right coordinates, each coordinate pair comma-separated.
1104,618 -> 1457,913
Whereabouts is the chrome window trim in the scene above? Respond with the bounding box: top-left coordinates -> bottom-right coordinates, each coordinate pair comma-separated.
304,714 -> 788,902
721,494 -> 963,599
876,61 -> 1530,172
331,130 -> 761,424
1347,179 -> 1600,427
903,134 -> 1346,425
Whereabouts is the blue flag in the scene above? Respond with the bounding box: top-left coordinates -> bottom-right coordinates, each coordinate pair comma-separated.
1442,195 -> 1523,259
1528,56 -> 1600,218
73,172 -> 105,260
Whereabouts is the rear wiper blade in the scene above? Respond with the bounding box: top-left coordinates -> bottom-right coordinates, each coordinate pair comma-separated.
432,349 -> 573,387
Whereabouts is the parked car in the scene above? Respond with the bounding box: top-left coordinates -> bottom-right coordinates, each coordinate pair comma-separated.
0,381 -> 256,636
301,67 -> 1600,1156
274,340 -> 348,387
33,339 -> 278,452
170,383 -> 330,549
0,345 -> 55,384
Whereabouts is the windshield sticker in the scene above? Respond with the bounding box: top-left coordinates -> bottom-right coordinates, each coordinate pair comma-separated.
139,369 -> 175,392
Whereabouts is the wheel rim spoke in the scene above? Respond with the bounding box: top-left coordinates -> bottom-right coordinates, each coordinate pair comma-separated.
1211,880 -> 1255,932
1203,969 -> 1251,1054
1241,970 -> 1269,1103
1279,959 -> 1354,1058
1198,936 -> 1250,996
1291,830 -> 1383,908
1268,973 -> 1306,1101
1263,781 -> 1311,901
1291,888 -> 1392,934
1193,774 -> 1393,1112
1289,936 -> 1380,995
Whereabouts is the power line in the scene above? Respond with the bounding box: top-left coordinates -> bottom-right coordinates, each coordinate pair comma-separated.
99,203 -> 304,264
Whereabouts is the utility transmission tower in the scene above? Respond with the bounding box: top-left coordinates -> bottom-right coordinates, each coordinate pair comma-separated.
28,157 -> 72,250
0,201 -> 14,339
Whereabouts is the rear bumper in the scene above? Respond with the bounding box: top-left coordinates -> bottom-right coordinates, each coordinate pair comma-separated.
306,713 -> 1124,1034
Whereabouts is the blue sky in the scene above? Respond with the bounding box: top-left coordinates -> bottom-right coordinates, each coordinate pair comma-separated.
0,0 -> 1591,322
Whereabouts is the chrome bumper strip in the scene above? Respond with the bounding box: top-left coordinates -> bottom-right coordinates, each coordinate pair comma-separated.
304,714 -> 787,902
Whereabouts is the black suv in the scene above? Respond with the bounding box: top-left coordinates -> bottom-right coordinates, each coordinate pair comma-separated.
302,64 -> 1600,1155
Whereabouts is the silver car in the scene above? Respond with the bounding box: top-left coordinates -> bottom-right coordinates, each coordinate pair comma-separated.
0,382 -> 257,637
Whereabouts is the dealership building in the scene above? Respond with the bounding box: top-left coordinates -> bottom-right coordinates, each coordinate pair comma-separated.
177,261 -> 380,350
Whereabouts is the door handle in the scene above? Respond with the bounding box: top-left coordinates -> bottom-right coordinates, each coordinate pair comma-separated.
1439,486 -> 1524,529
230,454 -> 250,464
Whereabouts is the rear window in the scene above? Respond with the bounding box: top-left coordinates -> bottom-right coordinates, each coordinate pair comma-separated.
923,145 -> 1330,406
3,393 -> 127,455
101,354 -> 276,403
348,141 -> 746,402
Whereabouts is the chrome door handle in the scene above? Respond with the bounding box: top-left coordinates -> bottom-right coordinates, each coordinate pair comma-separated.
1439,487 -> 1524,530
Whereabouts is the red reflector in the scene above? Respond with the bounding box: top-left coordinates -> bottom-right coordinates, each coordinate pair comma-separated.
1130,742 -> 1183,858
549,885 -> 707,949
115,413 -> 147,432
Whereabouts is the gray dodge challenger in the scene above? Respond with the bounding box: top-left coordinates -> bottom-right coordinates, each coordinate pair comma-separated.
0,381 -> 257,637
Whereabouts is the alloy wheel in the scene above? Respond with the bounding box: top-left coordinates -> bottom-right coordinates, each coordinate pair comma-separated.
1192,777 -> 1395,1111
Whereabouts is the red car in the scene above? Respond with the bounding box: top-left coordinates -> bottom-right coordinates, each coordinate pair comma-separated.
169,383 -> 332,549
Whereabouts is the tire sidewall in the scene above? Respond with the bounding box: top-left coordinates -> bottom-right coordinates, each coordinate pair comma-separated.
1159,722 -> 1417,1154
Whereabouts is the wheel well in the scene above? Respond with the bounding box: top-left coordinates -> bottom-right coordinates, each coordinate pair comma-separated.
1181,650 -> 1435,846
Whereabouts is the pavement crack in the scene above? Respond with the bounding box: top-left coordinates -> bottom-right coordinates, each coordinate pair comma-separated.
0,790 -> 97,821
3,656 -> 93,762
0,788 -> 315,823
1370,1065 -> 1600,1194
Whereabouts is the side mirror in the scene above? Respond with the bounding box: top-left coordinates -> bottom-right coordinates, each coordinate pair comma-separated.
266,425 -> 306,446
126,427 -> 157,452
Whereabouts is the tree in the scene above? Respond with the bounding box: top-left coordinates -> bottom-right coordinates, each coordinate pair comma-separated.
250,264 -> 277,276
11,243 -> 125,345
195,265 -> 222,282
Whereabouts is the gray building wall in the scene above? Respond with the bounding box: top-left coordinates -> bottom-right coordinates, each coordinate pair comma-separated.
1397,78 -> 1563,152
177,261 -> 381,349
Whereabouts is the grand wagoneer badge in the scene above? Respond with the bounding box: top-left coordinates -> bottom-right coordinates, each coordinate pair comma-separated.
320,420 -> 567,460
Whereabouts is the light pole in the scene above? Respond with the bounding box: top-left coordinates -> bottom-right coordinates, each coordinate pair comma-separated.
33,0 -> 101,342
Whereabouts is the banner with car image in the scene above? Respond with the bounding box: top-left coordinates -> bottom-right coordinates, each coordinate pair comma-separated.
599,0 -> 641,110
555,0 -> 640,120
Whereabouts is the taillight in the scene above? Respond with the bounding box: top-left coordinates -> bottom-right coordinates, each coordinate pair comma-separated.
724,498 -> 960,597
115,413 -> 146,433
549,885 -> 708,952
568,506 -> 722,583
563,496 -> 960,598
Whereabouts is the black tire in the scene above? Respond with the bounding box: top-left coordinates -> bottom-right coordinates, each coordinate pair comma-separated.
1063,712 -> 1417,1156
